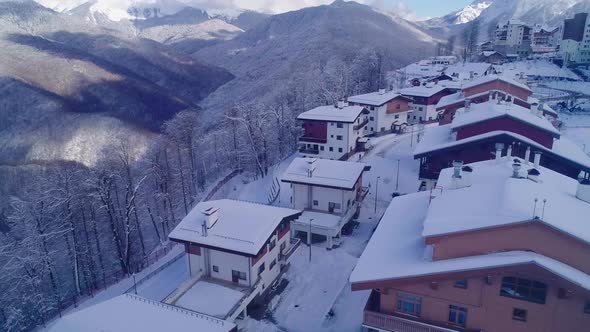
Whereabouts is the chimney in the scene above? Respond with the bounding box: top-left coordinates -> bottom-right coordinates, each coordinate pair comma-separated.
201,206 -> 220,236
337,100 -> 348,109
378,88 -> 386,95
525,147 -> 531,164
512,162 -> 522,178
464,98 -> 472,111
533,151 -> 542,169
469,71 -> 474,80
452,160 -> 463,179
577,178 -> 590,204
306,158 -> 317,177
450,161 -> 473,189
495,143 -> 504,160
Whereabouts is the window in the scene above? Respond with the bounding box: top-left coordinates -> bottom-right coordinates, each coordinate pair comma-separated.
336,135 -> 343,140
396,293 -> 421,316
330,122 -> 334,126
370,116 -> 375,121
269,239 -> 276,251
337,123 -> 343,128
320,146 -> 324,151
396,104 -> 401,109
313,200 -> 319,206
270,259 -> 276,270
454,279 -> 468,289
394,114 -> 399,119
280,242 -> 286,251
584,301 -> 590,314
448,305 -> 467,327
500,277 -> 547,304
258,263 -> 265,275
513,308 -> 527,322
329,147 -> 333,152
370,106 -> 375,111
232,270 -> 247,281
328,202 -> 341,210
212,265 -> 219,273
338,148 -> 343,153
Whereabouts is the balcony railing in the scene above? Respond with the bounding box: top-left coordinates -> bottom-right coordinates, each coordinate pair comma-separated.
298,148 -> 320,155
299,136 -> 327,144
363,290 -> 480,332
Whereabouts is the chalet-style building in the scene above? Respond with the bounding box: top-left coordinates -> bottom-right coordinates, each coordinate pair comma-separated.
49,294 -> 237,332
282,158 -> 370,248
414,100 -> 590,181
400,85 -> 454,124
297,103 -> 369,160
168,199 -> 301,320
436,75 -> 534,125
348,89 -> 412,135
478,51 -> 507,65
351,158 -> 590,332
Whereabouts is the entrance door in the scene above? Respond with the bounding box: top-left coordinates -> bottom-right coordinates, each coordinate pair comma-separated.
328,202 -> 335,214
232,270 -> 239,283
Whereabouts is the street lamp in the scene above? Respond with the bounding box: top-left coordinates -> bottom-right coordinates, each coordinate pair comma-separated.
395,159 -> 400,193
309,218 -> 313,262
374,176 -> 381,213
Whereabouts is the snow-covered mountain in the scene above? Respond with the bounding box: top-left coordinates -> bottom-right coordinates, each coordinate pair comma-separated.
0,0 -> 232,166
195,1 -> 437,121
454,1 -> 492,24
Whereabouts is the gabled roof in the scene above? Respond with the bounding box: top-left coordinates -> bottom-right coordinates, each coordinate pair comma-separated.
450,102 -> 560,137
400,85 -> 448,98
413,128 -> 590,172
350,190 -> 590,292
297,105 -> 366,123
281,158 -> 369,190
169,199 -> 301,256
424,159 -> 590,245
462,74 -> 532,92
49,294 -> 236,332
348,90 -> 410,107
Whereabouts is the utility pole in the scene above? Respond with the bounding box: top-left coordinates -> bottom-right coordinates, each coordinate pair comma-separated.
395,159 -> 401,192
410,125 -> 414,147
309,218 -> 313,262
374,176 -> 381,213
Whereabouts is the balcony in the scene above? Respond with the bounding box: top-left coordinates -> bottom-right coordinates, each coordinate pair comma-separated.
363,290 -> 480,332
298,147 -> 320,155
299,136 -> 327,144
354,118 -> 369,131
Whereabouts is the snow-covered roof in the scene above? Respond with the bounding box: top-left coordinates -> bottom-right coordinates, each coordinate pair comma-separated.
347,90 -> 408,106
294,211 -> 342,230
494,61 -> 581,81
350,181 -> 590,291
48,294 -> 236,332
436,91 -> 464,109
400,85 -> 448,98
282,158 -> 369,190
297,105 -> 366,123
444,62 -> 493,79
397,62 -> 445,78
169,199 -> 301,255
424,159 -> 590,244
462,74 -> 532,92
481,51 -> 502,57
414,127 -> 590,171
450,102 -> 560,137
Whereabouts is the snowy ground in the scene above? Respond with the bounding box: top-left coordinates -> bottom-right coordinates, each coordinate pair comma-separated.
134,254 -> 189,301
560,113 -> 590,155
175,281 -> 245,318
234,131 -> 421,331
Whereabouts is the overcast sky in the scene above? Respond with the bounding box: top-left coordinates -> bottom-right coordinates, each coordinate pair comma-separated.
220,0 -> 475,20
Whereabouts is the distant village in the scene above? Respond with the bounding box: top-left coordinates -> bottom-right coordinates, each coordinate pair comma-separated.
48,12 -> 590,332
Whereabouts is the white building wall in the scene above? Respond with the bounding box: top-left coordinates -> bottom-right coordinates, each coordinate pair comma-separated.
249,232 -> 290,292
208,250 -> 251,287
291,183 -> 347,215
408,103 -> 436,123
